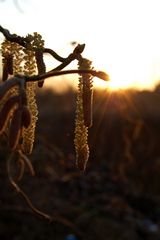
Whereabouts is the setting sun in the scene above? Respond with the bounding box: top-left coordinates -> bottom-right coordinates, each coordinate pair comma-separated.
0,0 -> 160,91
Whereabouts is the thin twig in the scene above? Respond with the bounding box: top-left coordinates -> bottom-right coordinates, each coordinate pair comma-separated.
1,204 -> 84,237
0,25 -> 109,83
7,152 -> 51,221
18,150 -> 35,176
0,25 -> 28,48
17,156 -> 25,181
0,25 -> 85,63
6,152 -> 83,236
25,69 -> 109,82
0,69 -> 109,89
50,44 -> 85,71
44,48 -> 66,62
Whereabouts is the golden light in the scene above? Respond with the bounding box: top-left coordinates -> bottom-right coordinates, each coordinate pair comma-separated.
90,43 -> 159,91
1,0 -> 160,92
93,77 -> 109,90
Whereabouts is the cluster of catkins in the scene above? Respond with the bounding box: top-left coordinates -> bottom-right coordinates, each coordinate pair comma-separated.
0,33 -> 94,171
0,32 -> 45,155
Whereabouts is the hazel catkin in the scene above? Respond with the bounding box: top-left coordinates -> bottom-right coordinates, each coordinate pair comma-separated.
74,64 -> 89,170
82,81 -> 93,128
78,58 -> 93,128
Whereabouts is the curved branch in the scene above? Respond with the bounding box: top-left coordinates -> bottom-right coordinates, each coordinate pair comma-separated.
44,48 -> 66,62
0,26 -> 109,85
0,25 -> 27,47
44,44 -> 85,63
0,26 -> 85,64
25,69 -> 110,82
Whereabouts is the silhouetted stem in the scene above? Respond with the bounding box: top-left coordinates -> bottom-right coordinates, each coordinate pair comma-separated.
0,26 -> 110,84
0,25 -> 85,63
25,69 -> 109,82
7,152 -> 51,221
50,44 -> 86,71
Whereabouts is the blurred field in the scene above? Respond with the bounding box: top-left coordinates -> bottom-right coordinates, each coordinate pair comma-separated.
1,85 -> 160,239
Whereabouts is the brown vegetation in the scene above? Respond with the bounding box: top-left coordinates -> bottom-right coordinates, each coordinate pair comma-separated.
1,86 -> 160,239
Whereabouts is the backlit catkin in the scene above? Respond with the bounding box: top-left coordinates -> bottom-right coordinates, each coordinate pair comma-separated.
1,33 -> 45,154
79,58 -> 93,128
1,40 -> 21,136
74,57 -> 93,171
22,32 -> 45,154
21,37 -> 37,154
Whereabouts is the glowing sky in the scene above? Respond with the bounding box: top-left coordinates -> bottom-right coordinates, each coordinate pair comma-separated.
0,0 -> 160,90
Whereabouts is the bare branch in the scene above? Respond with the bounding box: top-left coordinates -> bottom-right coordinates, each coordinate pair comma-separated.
0,25 -> 109,83
18,150 -> 35,176
7,152 -> 51,221
17,157 -> 25,181
25,69 -> 109,82
0,25 -> 28,48
6,152 -> 84,236
0,25 -> 85,64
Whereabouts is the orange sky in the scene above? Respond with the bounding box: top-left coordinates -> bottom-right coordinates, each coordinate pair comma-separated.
0,0 -> 160,91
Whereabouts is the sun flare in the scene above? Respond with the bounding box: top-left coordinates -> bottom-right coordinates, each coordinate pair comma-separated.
1,0 -> 160,92
91,49 -> 159,91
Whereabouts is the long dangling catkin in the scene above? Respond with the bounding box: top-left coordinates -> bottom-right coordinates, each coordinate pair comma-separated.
22,47 -> 37,154
12,42 -> 23,75
79,58 -> 93,128
0,40 -> 22,137
1,33 -> 44,154
1,39 -> 34,152
74,57 -> 94,171
21,32 -> 44,154
1,39 -> 24,75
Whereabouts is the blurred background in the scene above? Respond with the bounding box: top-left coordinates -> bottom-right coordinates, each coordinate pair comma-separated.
1,0 -> 160,239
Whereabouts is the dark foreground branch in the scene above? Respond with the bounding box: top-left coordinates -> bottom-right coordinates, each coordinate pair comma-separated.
6,152 -> 83,237
0,25 -> 109,82
25,69 -> 110,82
7,152 -> 51,221
0,25 -> 85,64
